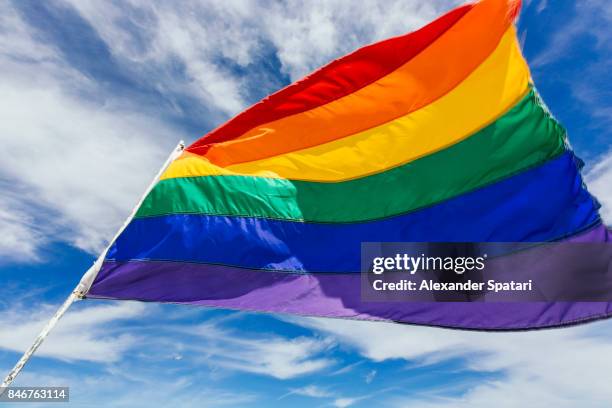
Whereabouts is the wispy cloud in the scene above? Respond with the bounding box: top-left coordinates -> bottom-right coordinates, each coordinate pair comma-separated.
0,1 -> 180,259
8,355 -> 259,408
0,301 -> 147,362
63,0 -> 461,84
364,369 -> 377,384
1,301 -> 337,382
180,321 -> 336,379
279,383 -> 374,407
333,395 -> 370,408
535,0 -> 548,13
529,0 -> 612,155
586,150 -> 612,225
0,190 -> 46,262
280,384 -> 334,399
60,0 -> 250,116
530,1 -> 611,68
298,317 -> 612,407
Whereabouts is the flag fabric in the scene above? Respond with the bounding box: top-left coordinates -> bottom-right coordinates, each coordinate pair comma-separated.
86,0 -> 612,330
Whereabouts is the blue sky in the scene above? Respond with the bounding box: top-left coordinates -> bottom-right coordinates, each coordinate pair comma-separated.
1,0 -> 611,407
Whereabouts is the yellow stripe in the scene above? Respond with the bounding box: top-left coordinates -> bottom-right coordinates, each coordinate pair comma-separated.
163,27 -> 530,182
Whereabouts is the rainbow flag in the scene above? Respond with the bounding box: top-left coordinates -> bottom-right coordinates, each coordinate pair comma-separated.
86,0 -> 612,330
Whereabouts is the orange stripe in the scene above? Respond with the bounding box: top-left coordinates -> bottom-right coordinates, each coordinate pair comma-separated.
202,0 -> 520,167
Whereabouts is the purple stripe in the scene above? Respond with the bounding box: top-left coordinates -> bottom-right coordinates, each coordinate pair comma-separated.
88,224 -> 612,330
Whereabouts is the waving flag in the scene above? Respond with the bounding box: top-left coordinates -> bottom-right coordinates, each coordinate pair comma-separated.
85,0 -> 612,330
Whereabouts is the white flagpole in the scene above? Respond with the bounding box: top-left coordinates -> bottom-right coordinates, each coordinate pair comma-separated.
1,141 -> 185,393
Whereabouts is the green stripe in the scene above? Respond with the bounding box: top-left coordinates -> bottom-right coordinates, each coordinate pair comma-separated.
137,90 -> 566,223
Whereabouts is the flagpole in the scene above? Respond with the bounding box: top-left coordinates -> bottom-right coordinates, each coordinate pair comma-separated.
1,141 -> 185,393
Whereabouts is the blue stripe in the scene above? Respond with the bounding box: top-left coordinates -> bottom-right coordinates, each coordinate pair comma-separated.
107,152 -> 600,272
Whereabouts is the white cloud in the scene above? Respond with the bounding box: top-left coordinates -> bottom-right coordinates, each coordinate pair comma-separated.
297,317 -> 612,407
6,358 -> 259,408
531,0 -> 612,68
365,369 -> 377,384
535,0 -> 548,14
522,0 -> 549,15
61,0 -> 256,115
279,383 -> 370,406
104,380 -> 258,408
0,6 -> 56,61
529,0 -> 612,157
0,301 -> 147,362
62,0 -> 461,89
586,150 -> 612,225
0,191 -> 45,262
281,385 -> 334,399
0,2 -> 179,258
183,322 -> 335,379
0,298 -> 335,404
334,396 -> 368,408
208,335 -> 333,379
0,78 -> 176,254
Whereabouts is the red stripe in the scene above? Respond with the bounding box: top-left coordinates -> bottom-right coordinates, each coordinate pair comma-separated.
188,3 -> 472,151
